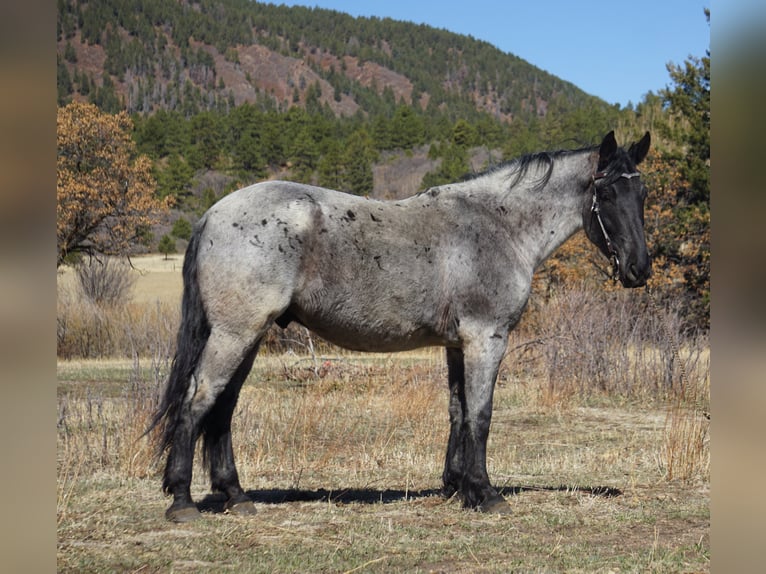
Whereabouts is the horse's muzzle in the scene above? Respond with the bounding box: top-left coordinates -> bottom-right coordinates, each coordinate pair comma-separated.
620,255 -> 652,288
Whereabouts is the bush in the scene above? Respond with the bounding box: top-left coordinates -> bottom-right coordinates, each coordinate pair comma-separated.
75,257 -> 135,307
511,284 -> 709,403
57,287 -> 179,359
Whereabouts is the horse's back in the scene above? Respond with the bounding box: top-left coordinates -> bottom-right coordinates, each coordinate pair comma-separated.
209,180 -> 374,216
193,181 -> 456,350
190,179 -> 531,352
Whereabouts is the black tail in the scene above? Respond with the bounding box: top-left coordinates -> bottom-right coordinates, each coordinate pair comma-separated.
147,217 -> 211,454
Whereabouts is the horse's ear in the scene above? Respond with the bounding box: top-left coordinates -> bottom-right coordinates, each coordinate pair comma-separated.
629,131 -> 651,165
598,131 -> 617,171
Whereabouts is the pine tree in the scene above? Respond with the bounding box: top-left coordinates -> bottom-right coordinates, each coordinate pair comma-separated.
171,217 -> 193,241
342,129 -> 378,195
158,234 -> 176,260
662,10 -> 710,205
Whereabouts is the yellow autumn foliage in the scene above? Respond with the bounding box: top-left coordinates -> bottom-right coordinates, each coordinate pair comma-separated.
57,102 -> 170,266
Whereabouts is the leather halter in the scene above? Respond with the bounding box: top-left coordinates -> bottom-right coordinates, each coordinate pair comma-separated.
590,171 -> 640,279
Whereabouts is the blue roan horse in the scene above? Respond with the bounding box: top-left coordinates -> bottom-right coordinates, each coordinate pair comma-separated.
150,131 -> 652,522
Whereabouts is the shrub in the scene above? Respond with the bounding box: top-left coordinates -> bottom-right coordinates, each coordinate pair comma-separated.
511,284 -> 709,404
57,280 -> 179,360
75,257 -> 135,307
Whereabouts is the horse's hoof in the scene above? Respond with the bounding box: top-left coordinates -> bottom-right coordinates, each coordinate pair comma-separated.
225,499 -> 257,516
166,504 -> 201,523
478,494 -> 512,514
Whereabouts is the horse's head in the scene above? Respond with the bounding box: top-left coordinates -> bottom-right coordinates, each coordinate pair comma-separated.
584,131 -> 652,288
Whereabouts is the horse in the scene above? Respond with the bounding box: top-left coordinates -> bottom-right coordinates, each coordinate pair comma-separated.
149,130 -> 652,522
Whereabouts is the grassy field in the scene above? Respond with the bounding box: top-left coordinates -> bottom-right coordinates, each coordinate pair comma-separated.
57,253 -> 184,305
56,257 -> 710,572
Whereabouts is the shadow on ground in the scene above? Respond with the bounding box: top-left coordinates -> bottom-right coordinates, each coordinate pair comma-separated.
196,484 -> 621,514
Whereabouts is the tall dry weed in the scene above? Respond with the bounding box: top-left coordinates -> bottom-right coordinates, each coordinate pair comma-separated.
512,285 -> 709,404
231,355 -> 446,490
662,400 -> 710,482
511,284 -> 710,482
57,408 -> 86,525
57,279 -> 179,359
116,353 -> 168,478
658,338 -> 710,482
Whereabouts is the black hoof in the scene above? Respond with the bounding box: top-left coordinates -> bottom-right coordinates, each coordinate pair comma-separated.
225,498 -> 257,516
441,484 -> 459,500
477,493 -> 512,514
166,503 -> 201,523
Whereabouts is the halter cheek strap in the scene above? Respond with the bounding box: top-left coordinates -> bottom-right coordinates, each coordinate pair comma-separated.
590,191 -> 619,273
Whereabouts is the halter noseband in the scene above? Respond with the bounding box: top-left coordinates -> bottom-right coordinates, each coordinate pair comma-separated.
590,171 -> 640,280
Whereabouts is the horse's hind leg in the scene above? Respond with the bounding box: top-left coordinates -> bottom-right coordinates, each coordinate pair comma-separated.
201,341 -> 261,516
164,329 -> 262,521
163,408 -> 202,522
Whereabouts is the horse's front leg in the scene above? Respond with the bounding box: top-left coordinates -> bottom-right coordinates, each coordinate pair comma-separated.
442,347 -> 466,498
458,330 -> 511,513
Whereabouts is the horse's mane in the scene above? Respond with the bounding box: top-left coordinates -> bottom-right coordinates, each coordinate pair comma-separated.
473,146 -> 599,192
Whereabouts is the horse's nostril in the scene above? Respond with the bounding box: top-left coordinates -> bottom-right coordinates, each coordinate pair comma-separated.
624,260 -> 650,287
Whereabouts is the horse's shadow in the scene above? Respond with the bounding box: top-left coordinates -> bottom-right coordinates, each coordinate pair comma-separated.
197,484 -> 622,514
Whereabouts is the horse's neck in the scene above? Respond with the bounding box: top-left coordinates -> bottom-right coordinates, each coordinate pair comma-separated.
466,155 -> 593,272
514,187 -> 585,271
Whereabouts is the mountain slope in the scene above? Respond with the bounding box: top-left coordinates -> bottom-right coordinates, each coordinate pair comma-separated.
57,0 -> 607,122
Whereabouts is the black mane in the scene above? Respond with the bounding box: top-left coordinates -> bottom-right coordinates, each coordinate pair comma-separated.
471,145 -> 599,192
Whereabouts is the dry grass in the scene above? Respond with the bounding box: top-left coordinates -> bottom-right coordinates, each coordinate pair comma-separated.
229,365 -> 441,498
56,257 -> 709,571
126,254 -> 185,304
58,253 -> 184,304
57,351 -> 709,573
57,256 -> 180,358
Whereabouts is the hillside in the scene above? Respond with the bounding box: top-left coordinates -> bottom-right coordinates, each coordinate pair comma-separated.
56,1 -> 711,331
57,0 -> 630,215
57,0 -> 608,123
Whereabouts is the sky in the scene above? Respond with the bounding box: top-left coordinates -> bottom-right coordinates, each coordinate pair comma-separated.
276,0 -> 710,108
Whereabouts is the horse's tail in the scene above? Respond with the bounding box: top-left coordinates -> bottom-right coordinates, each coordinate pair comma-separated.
147,216 -> 210,456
